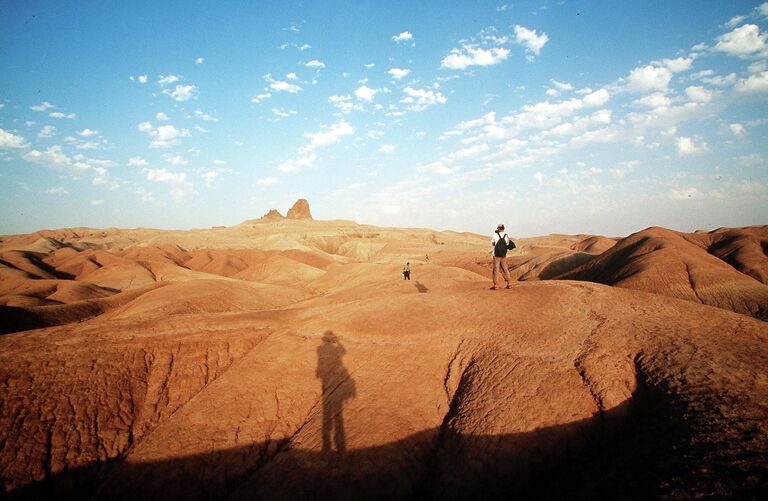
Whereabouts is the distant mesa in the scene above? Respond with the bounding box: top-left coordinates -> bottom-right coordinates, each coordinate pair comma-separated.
258,199 -> 313,222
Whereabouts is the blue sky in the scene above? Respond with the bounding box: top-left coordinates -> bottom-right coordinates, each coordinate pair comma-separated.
1,1 -> 767,237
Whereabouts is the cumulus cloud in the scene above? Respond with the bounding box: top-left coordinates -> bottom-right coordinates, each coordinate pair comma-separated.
685,86 -> 713,102
734,71 -> 768,93
278,121 -> 355,173
268,78 -> 302,93
633,93 -> 672,108
513,25 -> 549,57
729,123 -> 745,137
625,65 -> 673,93
142,167 -> 194,201
328,94 -> 362,114
156,112 -> 169,121
128,156 -> 147,166
138,122 -> 191,148
78,128 -> 98,137
714,24 -> 767,56
37,125 -> 56,139
195,57 -> 205,64
0,128 -> 30,149
158,75 -> 180,85
676,136 -> 708,156
163,84 -> 199,101
441,46 -> 510,70
251,92 -> 272,103
49,111 -> 77,120
388,68 -> 411,80
193,110 -> 218,122
401,86 -> 447,111
30,101 -> 55,112
659,57 -> 693,73
354,85 -> 388,102
305,60 -> 326,68
378,144 -> 395,153
392,31 -> 414,43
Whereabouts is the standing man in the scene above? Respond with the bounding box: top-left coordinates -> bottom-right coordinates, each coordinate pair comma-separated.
403,262 -> 411,280
490,224 -> 512,290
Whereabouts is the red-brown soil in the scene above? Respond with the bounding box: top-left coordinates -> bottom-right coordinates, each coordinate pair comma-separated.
1,212 -> 766,499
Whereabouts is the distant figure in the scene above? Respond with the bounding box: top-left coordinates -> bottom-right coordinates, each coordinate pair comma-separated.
403,262 -> 411,280
316,331 -> 356,452
490,224 -> 512,290
425,253 -> 429,262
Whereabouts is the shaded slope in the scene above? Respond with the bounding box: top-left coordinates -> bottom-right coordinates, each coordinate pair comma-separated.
556,226 -> 768,320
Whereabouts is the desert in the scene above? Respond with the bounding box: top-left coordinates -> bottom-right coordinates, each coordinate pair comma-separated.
1,199 -> 767,499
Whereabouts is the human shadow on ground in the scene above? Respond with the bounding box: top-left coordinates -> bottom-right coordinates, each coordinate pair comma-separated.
7,359 -> 764,500
414,282 -> 429,293
316,331 -> 356,453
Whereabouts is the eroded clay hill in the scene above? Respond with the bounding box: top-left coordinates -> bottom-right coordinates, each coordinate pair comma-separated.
1,208 -> 767,499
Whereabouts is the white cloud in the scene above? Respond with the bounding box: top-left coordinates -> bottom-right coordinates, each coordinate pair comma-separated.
364,63 -> 375,68
49,111 -> 77,120
159,75 -> 180,85
142,167 -> 194,201
626,65 -> 673,93
163,84 -> 199,101
729,123 -> 745,137
725,15 -> 747,29
269,80 -> 302,93
355,85 -> 386,102
392,31 -> 414,43
513,25 -> 549,57
30,101 -> 55,112
676,136 -> 708,156
278,121 -> 355,173
378,144 -> 395,153
417,161 -> 454,175
195,57 -> 205,64
0,128 -> 29,149
193,109 -> 218,122
582,88 -> 610,107
685,86 -> 713,102
441,46 -> 510,70
37,125 -> 56,139
128,156 -> 147,166
633,93 -> 672,108
305,60 -> 326,69
78,128 -> 98,137
329,94 -> 362,113
156,112 -> 169,121
714,24 -> 766,56
659,57 -> 693,73
298,44 -> 311,51
163,154 -> 188,166
550,79 -> 574,91
251,92 -> 272,103
91,199 -> 105,205
388,68 -> 411,80
138,122 -> 191,148
734,71 -> 768,93
272,108 -> 298,118
44,186 -> 68,195
138,75 -> 148,84
401,86 -> 447,111
257,176 -> 279,187
286,72 -> 298,81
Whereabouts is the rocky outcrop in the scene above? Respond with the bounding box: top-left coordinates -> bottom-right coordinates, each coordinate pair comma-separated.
286,199 -> 312,220
259,209 -> 284,221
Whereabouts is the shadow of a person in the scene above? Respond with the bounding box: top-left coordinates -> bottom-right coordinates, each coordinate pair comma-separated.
316,331 -> 356,453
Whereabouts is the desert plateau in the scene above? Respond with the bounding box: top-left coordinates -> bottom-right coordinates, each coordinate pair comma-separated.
1,199 -> 766,500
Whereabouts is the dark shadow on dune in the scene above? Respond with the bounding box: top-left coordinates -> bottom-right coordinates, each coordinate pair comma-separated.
414,282 -> 429,293
7,360 -> 765,500
316,331 -> 356,453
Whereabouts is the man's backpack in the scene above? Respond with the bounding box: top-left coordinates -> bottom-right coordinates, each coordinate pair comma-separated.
507,239 -> 516,250
494,233 -> 509,257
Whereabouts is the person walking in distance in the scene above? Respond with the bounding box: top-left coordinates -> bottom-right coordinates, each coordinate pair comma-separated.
403,262 -> 411,280
490,224 -> 512,290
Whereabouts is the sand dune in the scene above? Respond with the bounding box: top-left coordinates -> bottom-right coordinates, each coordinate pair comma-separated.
1,204 -> 766,498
